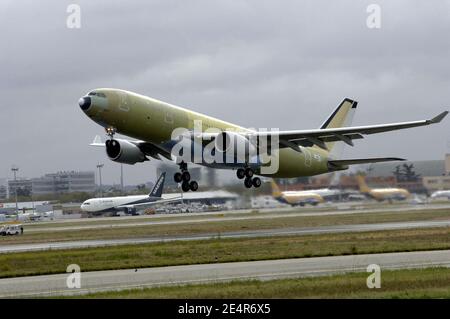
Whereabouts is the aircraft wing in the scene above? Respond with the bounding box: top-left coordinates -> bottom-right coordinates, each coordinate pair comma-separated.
254,111 -> 448,151
90,136 -> 173,160
116,196 -> 183,210
185,111 -> 447,152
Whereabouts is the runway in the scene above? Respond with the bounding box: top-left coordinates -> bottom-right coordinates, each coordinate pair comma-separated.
22,203 -> 450,234
1,219 -> 450,254
0,249 -> 448,297
22,205 -> 450,233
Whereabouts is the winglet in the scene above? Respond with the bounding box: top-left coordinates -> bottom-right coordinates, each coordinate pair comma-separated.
430,111 -> 449,124
90,135 -> 104,147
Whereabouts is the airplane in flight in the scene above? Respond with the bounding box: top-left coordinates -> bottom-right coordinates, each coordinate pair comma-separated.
270,180 -> 324,206
80,172 -> 179,215
78,88 -> 448,192
356,175 -> 410,201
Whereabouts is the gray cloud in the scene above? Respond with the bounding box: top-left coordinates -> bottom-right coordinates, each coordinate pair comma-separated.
1,0 -> 449,184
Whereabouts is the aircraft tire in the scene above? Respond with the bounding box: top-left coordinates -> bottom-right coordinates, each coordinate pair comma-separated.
236,168 -> 245,179
252,177 -> 261,188
244,168 -> 254,178
181,181 -> 190,192
189,181 -> 198,191
174,172 -> 182,183
181,171 -> 191,182
244,177 -> 253,188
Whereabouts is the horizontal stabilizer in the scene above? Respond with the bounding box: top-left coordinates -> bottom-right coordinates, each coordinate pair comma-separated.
328,157 -> 405,169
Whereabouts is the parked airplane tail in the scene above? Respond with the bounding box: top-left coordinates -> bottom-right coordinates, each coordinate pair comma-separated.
356,175 -> 371,193
149,172 -> 166,198
270,180 -> 283,198
320,98 -> 358,157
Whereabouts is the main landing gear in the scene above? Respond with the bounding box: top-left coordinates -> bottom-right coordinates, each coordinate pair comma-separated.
174,162 -> 198,192
236,167 -> 261,189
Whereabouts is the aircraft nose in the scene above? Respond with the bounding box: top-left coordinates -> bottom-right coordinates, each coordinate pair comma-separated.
78,96 -> 91,111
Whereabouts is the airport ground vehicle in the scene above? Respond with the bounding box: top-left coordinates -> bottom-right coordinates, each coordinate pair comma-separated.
0,224 -> 23,236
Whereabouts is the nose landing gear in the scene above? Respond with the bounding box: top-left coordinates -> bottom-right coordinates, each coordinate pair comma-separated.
105,126 -> 117,139
174,162 -> 199,192
237,167 -> 261,189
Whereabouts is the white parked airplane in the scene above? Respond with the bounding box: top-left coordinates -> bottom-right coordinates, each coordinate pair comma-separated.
17,211 -> 54,221
430,190 -> 450,200
81,172 -> 180,215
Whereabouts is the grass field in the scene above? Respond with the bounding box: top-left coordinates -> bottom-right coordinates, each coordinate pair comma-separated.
70,267 -> 450,299
1,208 -> 449,245
1,227 -> 449,278
23,201 -> 425,229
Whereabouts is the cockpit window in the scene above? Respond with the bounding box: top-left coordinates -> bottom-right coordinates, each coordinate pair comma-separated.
84,202 -> 90,205
88,92 -> 106,98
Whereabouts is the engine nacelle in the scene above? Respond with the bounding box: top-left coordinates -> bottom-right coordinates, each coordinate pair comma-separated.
215,131 -> 257,161
105,139 -> 147,164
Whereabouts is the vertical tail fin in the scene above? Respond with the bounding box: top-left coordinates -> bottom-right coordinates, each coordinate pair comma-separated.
320,98 -> 358,157
149,172 -> 166,198
356,175 -> 371,193
271,179 -> 283,198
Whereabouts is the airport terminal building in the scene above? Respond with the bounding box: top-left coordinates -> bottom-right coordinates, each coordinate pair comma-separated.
32,171 -> 96,195
0,186 -> 6,201
1,171 -> 96,198
0,178 -> 7,200
8,178 -> 33,197
366,155 -> 450,192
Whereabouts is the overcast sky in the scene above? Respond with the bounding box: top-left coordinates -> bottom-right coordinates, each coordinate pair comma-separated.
0,0 -> 449,185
